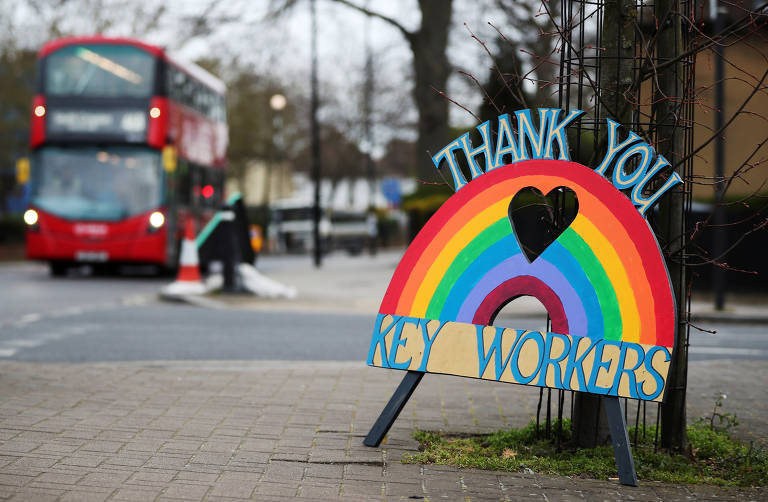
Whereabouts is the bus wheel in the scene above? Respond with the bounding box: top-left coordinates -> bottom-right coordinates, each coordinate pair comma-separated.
92,263 -> 118,276
49,261 -> 68,277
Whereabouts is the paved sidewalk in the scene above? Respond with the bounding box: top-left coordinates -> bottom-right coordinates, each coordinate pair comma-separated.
0,359 -> 765,501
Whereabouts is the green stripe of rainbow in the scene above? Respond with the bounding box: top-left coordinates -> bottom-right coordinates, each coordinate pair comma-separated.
379,160 -> 675,347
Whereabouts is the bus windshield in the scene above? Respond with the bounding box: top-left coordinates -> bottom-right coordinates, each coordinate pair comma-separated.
45,44 -> 155,98
31,146 -> 162,221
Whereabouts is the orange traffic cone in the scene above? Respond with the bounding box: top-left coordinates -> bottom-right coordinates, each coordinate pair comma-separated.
161,220 -> 206,296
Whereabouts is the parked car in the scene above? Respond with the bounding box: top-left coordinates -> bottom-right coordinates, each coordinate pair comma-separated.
269,204 -> 331,254
330,210 -> 371,255
268,203 -> 372,255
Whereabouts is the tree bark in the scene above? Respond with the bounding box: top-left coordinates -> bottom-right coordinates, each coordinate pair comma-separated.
654,0 -> 688,453
330,0 -> 453,182
410,0 -> 453,182
571,0 -> 635,448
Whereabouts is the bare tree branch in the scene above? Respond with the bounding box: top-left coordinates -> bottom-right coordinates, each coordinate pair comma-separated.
330,0 -> 414,44
639,1 -> 768,80
678,66 -> 768,168
430,84 -> 480,122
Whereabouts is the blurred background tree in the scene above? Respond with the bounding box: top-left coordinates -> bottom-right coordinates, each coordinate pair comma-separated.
0,49 -> 36,217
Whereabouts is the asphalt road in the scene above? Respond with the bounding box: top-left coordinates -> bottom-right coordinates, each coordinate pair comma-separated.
0,260 -> 374,362
0,259 -> 766,362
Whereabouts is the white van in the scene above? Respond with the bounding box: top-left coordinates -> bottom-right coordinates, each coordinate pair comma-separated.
269,204 -> 331,253
269,203 -> 371,255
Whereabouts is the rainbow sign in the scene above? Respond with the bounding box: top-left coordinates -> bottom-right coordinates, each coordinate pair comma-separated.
367,109 -> 680,402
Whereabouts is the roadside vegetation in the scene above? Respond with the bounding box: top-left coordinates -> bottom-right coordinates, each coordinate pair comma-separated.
404,419 -> 767,487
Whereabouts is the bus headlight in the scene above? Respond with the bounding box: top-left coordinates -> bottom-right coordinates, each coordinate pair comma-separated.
24,209 -> 39,226
149,211 -> 165,229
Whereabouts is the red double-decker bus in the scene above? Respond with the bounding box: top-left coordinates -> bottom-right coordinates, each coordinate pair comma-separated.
24,36 -> 228,275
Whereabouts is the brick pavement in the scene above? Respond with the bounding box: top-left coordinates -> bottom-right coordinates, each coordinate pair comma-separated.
0,360 -> 765,501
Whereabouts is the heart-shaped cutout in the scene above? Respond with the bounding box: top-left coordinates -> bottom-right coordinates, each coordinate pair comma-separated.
508,186 -> 579,262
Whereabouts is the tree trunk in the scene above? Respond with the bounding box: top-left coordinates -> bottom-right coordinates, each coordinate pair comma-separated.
410,0 -> 452,182
654,0 -> 688,453
571,0 -> 635,448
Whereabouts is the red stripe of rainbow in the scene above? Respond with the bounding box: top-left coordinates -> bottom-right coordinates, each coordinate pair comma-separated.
379,160 -> 675,347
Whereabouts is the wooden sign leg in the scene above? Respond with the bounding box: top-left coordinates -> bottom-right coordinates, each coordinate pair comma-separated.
363,371 -> 423,447
603,396 -> 638,486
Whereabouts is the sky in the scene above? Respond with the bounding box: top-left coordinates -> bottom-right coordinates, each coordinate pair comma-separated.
2,0 -> 540,158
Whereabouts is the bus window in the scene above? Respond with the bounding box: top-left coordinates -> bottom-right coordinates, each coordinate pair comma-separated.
215,95 -> 226,122
168,67 -> 185,102
190,164 -> 203,208
176,160 -> 191,206
45,44 -> 155,98
30,146 -> 162,221
167,65 -> 224,120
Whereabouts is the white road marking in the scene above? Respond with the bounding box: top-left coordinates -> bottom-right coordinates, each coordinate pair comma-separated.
5,339 -> 43,348
0,325 -> 96,358
0,294 -> 155,330
15,313 -> 41,326
122,295 -> 150,306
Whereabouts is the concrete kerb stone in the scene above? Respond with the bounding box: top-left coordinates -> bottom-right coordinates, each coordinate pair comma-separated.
157,292 -> 231,310
0,360 -> 765,501
691,310 -> 768,324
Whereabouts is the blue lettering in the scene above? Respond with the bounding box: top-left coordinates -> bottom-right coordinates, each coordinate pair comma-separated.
613,142 -> 653,189
610,343 -> 645,398
389,317 -> 419,370
492,113 -> 520,168
388,317 -> 418,370
510,331 -> 545,384
429,110 -> 680,218
562,335 -> 599,391
476,326 -> 522,380
631,155 -> 683,216
536,332 -> 572,389
432,138 -> 467,192
543,109 -> 584,160
417,320 -> 446,371
458,121 -> 494,179
587,340 -> 618,394
367,314 -> 400,366
594,119 -> 641,176
637,345 -> 670,400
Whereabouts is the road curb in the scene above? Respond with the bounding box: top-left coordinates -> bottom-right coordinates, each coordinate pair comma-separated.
157,292 -> 231,309
691,312 -> 768,324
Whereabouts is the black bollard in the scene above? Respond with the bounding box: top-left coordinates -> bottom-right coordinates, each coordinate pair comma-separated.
220,210 -> 243,293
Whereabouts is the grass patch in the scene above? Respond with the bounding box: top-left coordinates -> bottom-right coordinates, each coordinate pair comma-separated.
404,420 -> 767,486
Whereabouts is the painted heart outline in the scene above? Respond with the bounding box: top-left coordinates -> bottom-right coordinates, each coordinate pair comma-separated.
508,186 -> 579,263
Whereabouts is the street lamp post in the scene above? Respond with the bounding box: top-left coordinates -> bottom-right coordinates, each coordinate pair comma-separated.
268,93 -> 287,207
363,0 -> 375,208
712,1 -> 727,310
310,0 -> 322,267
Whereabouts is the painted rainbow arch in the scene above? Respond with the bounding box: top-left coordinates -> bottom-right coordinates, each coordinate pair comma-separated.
367,158 -> 677,401
379,159 -> 675,347
364,113 -> 679,486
